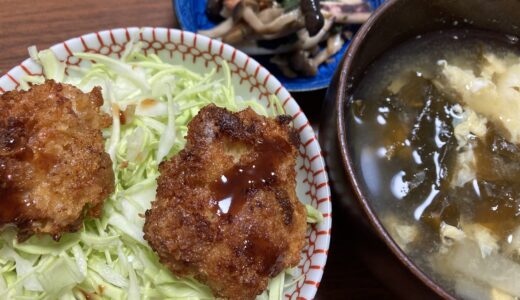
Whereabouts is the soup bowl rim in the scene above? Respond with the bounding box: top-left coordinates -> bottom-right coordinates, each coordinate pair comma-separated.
335,0 -> 460,298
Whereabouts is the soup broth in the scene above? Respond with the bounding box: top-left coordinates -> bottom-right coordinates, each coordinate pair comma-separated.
348,29 -> 520,299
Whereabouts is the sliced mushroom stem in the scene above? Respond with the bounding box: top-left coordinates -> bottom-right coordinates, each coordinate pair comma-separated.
310,33 -> 344,66
321,1 -> 372,24
242,7 -> 302,34
290,50 -> 318,77
270,55 -> 298,78
247,43 -> 296,55
298,17 -> 334,50
222,23 -> 252,45
258,7 -> 284,23
198,17 -> 234,38
224,0 -> 241,12
247,17 -> 332,55
256,21 -> 304,40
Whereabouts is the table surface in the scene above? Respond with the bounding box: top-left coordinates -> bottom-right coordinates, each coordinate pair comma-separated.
0,1 -> 437,299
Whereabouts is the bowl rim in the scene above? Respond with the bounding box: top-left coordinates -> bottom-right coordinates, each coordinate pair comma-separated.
0,26 -> 332,300
334,1 -> 455,298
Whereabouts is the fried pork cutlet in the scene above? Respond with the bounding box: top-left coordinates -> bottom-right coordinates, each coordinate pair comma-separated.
144,105 -> 306,300
0,80 -> 114,240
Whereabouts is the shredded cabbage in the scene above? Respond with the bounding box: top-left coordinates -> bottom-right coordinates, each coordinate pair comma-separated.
306,205 -> 324,224
2,36 -> 322,299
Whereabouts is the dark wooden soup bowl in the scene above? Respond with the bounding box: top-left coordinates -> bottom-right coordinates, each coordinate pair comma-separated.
320,0 -> 520,298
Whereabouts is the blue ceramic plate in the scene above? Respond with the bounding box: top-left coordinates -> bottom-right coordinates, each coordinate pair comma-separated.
174,0 -> 385,91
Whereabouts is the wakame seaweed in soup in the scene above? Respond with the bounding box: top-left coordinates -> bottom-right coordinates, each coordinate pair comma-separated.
348,29 -> 520,299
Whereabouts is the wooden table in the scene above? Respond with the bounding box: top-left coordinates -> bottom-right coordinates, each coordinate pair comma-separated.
0,1 -> 435,299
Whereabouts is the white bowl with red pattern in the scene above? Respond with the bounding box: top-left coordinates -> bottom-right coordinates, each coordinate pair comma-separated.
0,27 -> 332,300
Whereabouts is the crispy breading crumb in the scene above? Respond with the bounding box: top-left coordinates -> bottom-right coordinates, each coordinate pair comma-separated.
0,80 -> 114,240
143,105 -> 306,300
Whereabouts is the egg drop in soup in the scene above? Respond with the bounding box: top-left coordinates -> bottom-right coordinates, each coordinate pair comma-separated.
348,29 -> 520,299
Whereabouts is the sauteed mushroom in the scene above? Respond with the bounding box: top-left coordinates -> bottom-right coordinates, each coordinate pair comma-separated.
206,0 -> 225,22
300,0 -> 324,36
198,0 -> 374,77
321,0 -> 372,24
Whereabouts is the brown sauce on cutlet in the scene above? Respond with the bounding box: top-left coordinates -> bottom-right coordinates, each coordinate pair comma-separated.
0,186 -> 23,222
0,119 -> 28,223
241,234 -> 284,276
210,138 -> 292,277
34,152 -> 58,172
140,98 -> 157,108
119,110 -> 127,125
0,118 -> 29,159
210,138 -> 289,217
0,121 -> 56,223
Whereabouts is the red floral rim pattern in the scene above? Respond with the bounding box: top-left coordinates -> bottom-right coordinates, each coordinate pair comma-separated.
0,27 -> 331,300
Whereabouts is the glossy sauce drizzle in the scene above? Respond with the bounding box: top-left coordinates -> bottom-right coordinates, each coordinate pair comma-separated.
0,125 -> 27,223
210,137 -> 291,275
0,124 -> 51,224
242,233 -> 285,276
0,186 -> 23,223
210,139 -> 288,217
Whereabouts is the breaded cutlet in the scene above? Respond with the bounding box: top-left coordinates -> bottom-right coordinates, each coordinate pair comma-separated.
0,80 -> 114,241
143,104 -> 307,300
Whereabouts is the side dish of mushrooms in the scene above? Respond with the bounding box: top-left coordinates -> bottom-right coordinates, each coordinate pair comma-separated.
199,0 -> 373,77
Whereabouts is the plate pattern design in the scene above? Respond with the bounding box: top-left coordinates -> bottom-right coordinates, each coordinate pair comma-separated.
0,27 -> 332,300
